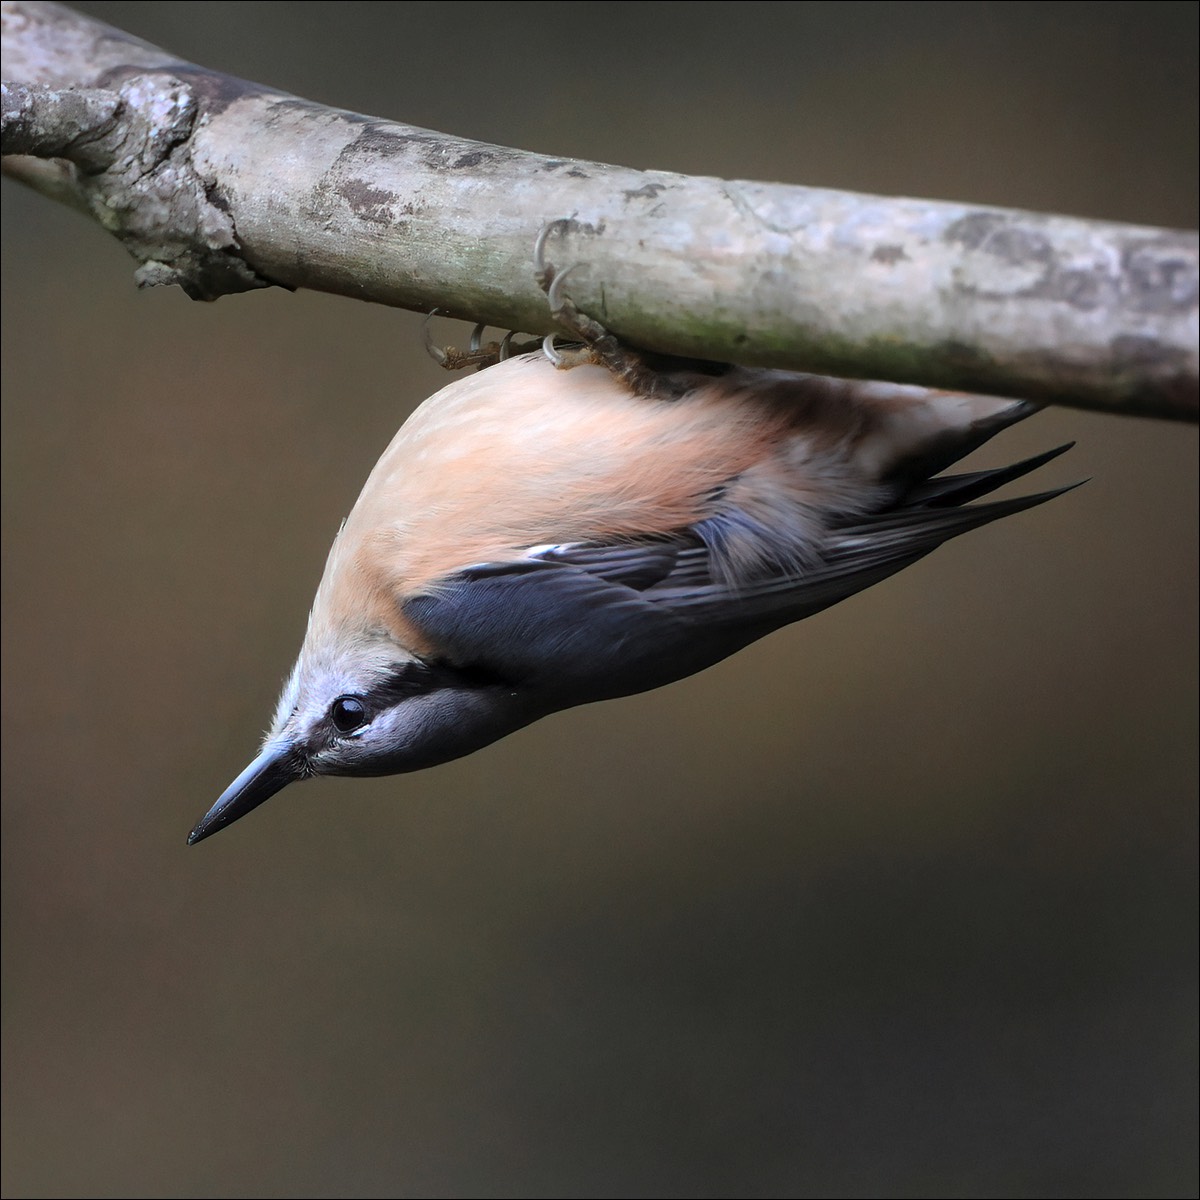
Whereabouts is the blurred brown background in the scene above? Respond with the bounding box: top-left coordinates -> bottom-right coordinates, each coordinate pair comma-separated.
2,3 -> 1196,1196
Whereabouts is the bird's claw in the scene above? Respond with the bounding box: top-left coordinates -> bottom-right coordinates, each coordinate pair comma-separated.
423,310 -> 540,373
423,220 -> 685,396
533,221 -> 684,398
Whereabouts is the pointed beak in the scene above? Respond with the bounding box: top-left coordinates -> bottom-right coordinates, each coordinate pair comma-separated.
187,741 -> 305,845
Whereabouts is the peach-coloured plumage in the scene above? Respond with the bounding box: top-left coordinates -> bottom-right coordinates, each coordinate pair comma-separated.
306,353 -> 1015,655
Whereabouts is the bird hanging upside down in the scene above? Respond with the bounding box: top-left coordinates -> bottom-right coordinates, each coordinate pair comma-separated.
187,241 -> 1076,844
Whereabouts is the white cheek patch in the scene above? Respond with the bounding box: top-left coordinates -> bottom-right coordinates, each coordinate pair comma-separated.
268,634 -> 427,749
268,665 -> 303,740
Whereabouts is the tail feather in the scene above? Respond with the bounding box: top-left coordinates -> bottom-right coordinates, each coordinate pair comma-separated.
905,443 -> 1076,508
886,398 -> 1042,489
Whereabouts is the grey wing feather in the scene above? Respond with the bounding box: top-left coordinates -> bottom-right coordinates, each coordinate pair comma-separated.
663,483 -> 1081,626
547,482 -> 1080,628
407,449 -> 1080,703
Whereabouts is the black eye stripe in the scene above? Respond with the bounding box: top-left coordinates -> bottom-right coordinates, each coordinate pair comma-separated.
364,659 -> 513,708
365,661 -> 441,707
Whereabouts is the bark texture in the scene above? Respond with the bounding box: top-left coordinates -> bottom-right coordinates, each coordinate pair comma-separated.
2,0 -> 1197,420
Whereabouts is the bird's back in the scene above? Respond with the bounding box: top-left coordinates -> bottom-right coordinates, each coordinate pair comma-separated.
311,352 -> 1030,651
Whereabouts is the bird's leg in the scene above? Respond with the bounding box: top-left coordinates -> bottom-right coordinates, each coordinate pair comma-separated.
423,312 -> 541,373
534,222 -> 688,400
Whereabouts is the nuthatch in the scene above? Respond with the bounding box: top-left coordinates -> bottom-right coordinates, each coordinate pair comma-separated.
188,272 -> 1074,844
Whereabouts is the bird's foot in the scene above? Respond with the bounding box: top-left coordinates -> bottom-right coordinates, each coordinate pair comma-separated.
534,220 -> 686,399
423,311 -> 541,373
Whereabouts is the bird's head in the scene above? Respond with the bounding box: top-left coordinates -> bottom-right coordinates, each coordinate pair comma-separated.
187,607 -> 532,845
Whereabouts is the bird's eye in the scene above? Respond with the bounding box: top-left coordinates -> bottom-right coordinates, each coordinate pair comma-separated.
330,695 -> 370,734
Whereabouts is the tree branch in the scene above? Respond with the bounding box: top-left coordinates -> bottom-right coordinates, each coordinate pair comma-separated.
2,0 -> 1197,421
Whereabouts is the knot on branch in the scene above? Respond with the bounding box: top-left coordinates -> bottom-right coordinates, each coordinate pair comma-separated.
2,73 -> 272,300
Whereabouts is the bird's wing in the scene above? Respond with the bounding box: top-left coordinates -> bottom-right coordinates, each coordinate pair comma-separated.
533,445 -> 1077,619
403,554 -> 701,699
540,479 -> 1078,628
403,449 -> 1077,701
